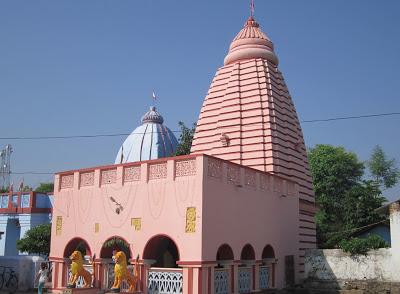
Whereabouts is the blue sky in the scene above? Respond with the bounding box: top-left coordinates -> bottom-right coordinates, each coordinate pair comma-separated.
1,1 -> 399,201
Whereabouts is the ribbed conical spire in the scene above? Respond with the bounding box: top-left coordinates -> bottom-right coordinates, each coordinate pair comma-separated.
191,17 -> 318,277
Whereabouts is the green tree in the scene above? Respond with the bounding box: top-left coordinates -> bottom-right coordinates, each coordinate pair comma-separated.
171,122 -> 196,156
0,187 -> 9,193
367,145 -> 399,189
308,145 -> 387,248
22,185 -> 33,191
338,235 -> 389,256
35,183 -> 54,193
343,180 -> 386,228
16,223 -> 51,258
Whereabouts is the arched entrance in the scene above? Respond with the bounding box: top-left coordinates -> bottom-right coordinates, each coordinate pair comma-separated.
63,238 -> 93,288
100,236 -> 133,291
143,235 -> 182,294
143,235 -> 180,268
214,244 -> 234,294
63,237 -> 91,258
260,244 -> 276,289
238,244 -> 255,293
100,236 -> 132,260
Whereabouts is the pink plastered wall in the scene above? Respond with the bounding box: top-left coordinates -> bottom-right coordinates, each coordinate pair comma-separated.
200,156 -> 299,289
50,155 -> 204,262
50,154 -> 299,289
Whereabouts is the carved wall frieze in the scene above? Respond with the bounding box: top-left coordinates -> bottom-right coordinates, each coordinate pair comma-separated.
175,159 -> 196,177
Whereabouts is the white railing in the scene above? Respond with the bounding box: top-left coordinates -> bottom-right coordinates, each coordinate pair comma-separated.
259,266 -> 270,290
105,263 -> 136,291
238,268 -> 250,293
214,269 -> 228,294
68,265 -> 94,288
148,268 -> 182,294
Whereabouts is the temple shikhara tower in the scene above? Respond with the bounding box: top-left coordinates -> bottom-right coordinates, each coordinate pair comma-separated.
48,15 -> 318,294
191,16 -> 318,277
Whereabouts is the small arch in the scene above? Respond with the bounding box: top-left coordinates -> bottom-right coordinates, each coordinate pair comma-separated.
240,244 -> 255,260
143,234 -> 180,268
216,244 -> 234,261
262,244 -> 275,259
100,236 -> 132,260
63,237 -> 91,258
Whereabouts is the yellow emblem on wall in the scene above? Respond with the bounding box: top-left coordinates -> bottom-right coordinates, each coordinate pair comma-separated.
185,207 -> 196,233
95,223 -> 99,233
131,218 -> 141,231
56,216 -> 62,236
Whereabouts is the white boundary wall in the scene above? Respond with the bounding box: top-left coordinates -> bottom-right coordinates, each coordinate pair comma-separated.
305,248 -> 400,282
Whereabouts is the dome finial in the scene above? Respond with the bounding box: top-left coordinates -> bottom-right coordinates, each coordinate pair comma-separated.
141,106 -> 164,124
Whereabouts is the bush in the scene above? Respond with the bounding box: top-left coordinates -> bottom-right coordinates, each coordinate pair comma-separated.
338,235 -> 389,255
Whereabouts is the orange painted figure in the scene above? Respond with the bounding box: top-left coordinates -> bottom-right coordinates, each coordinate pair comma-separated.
112,252 -> 139,292
68,251 -> 95,287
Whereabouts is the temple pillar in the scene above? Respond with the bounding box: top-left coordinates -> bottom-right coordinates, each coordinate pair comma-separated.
140,259 -> 155,294
252,261 -> 262,292
49,258 -> 63,289
93,259 -> 102,289
208,265 -> 215,294
231,261 -> 241,294
177,261 -> 218,294
99,258 -> 113,290
263,258 -> 277,289
61,257 -> 71,287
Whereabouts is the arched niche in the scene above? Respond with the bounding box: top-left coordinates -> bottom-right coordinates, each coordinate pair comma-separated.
63,237 -> 92,258
100,236 -> 132,260
143,234 -> 180,268
262,244 -> 275,260
216,244 -> 234,261
240,244 -> 255,261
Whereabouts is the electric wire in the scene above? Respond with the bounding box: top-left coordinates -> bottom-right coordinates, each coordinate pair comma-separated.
328,219 -> 388,235
0,112 -> 399,141
6,111 -> 400,175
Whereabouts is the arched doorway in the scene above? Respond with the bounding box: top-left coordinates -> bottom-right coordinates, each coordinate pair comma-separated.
238,244 -> 255,293
100,237 -> 132,291
260,244 -> 276,289
63,237 -> 91,258
143,235 -> 180,268
215,244 -> 234,294
100,236 -> 132,260
63,238 -> 93,288
143,235 -> 182,294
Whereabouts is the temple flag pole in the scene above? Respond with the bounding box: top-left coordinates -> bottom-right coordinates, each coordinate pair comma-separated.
250,0 -> 254,17
152,90 -> 157,106
18,178 -> 24,192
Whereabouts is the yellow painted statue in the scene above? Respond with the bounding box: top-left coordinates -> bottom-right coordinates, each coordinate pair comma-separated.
68,251 -> 95,288
111,252 -> 139,292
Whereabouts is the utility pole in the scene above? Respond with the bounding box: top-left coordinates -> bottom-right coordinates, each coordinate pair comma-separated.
0,144 -> 12,189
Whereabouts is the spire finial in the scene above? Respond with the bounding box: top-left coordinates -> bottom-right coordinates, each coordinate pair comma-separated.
250,0 -> 254,17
